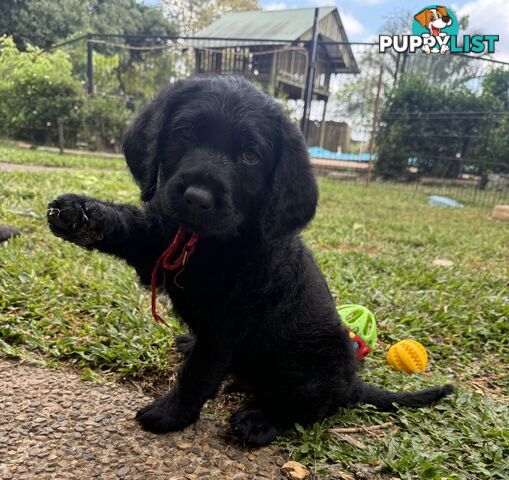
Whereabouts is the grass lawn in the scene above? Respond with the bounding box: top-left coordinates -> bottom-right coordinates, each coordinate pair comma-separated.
0,148 -> 508,479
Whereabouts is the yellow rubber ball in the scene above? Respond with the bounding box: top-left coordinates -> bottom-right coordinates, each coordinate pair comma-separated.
386,339 -> 428,373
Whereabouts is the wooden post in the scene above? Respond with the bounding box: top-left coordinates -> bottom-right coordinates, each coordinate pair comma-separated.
319,99 -> 328,148
269,51 -> 278,94
301,7 -> 320,139
367,64 -> 384,185
57,119 -> 64,154
86,33 -> 94,96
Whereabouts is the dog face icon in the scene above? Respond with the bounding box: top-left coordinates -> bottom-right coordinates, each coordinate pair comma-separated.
414,6 -> 452,37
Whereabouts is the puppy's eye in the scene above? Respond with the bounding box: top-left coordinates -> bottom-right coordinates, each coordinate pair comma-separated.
242,150 -> 260,165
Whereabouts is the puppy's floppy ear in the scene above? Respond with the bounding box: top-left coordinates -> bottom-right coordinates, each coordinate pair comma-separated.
262,116 -> 318,239
414,9 -> 430,27
123,92 -> 167,202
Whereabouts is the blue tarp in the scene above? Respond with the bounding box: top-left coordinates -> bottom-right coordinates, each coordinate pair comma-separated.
428,196 -> 464,208
308,147 -> 374,162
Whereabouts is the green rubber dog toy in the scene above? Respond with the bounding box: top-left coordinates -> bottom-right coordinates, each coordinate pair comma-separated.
337,304 -> 377,360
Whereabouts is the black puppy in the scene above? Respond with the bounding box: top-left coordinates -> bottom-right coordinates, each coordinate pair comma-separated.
47,76 -> 453,446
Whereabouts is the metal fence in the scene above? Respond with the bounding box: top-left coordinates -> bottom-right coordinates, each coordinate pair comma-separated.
3,32 -> 509,208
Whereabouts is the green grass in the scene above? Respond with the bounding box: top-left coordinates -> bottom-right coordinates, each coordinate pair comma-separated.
0,143 -> 125,170
0,149 -> 508,479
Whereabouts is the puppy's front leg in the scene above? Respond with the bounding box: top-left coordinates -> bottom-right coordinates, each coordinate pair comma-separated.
136,340 -> 230,433
47,194 -> 151,254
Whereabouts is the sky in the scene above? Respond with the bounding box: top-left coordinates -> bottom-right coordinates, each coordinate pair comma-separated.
141,0 -> 509,61
259,0 -> 509,61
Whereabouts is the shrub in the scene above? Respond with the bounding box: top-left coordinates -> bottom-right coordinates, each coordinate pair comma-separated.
0,36 -> 84,144
375,75 -> 501,180
80,95 -> 134,152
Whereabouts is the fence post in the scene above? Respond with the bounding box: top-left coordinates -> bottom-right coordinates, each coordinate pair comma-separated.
319,99 -> 328,148
367,64 -> 384,185
57,119 -> 64,154
300,7 -> 319,139
86,33 -> 94,96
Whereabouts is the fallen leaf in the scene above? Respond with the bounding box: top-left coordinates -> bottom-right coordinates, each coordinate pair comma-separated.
338,433 -> 367,449
432,259 -> 454,267
282,460 -> 309,480
337,473 -> 354,480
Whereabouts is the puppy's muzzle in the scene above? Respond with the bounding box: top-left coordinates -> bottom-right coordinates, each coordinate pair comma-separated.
184,186 -> 214,214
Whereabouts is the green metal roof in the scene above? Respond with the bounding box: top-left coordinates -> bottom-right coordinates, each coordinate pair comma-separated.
195,7 -> 336,42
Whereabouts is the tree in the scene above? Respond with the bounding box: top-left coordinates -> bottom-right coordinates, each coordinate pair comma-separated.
89,0 -> 175,38
374,74 -> 500,180
0,0 -> 176,49
163,0 -> 259,36
0,0 -> 89,49
330,12 -> 480,145
469,68 -> 509,176
482,68 -> 509,109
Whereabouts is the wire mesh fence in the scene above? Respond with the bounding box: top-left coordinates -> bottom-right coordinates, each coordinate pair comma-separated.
1,33 -> 508,208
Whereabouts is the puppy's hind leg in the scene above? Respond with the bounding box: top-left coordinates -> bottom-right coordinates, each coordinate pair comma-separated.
230,408 -> 285,446
230,390 -> 332,446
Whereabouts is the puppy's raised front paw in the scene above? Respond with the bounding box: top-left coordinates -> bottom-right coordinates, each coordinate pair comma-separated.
47,194 -> 105,246
135,394 -> 198,434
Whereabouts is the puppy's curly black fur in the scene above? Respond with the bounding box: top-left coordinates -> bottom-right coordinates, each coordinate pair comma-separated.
48,76 -> 453,446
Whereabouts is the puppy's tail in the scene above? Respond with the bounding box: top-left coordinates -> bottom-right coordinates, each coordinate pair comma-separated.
357,382 -> 454,410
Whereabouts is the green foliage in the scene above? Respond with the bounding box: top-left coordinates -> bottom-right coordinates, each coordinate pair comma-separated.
90,0 -> 175,38
80,96 -> 134,151
0,150 -> 508,478
470,68 -> 509,173
375,74 -> 503,179
67,47 -> 122,94
0,38 -> 134,151
0,0 -> 89,49
0,36 -> 84,144
0,0 -> 176,49
482,67 -> 509,109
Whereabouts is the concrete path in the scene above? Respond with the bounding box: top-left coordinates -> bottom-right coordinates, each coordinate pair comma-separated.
0,358 -> 287,480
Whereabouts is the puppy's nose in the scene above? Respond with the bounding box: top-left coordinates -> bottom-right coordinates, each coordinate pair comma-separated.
184,186 -> 213,211
443,15 -> 451,23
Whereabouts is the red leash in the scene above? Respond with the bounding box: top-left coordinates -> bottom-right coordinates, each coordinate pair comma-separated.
151,228 -> 199,326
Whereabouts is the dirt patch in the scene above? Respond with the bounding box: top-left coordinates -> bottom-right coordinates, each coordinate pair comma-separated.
0,162 -> 120,174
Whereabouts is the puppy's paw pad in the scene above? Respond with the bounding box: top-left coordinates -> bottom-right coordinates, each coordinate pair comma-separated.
47,195 -> 104,245
230,409 -> 280,446
47,195 -> 86,231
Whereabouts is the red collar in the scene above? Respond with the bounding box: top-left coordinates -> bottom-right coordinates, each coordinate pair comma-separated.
151,228 -> 199,326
